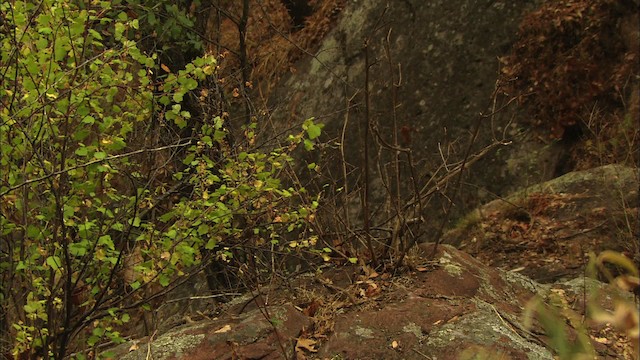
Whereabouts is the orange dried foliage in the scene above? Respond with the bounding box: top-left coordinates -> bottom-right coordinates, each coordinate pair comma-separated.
205,0 -> 345,101
499,0 -> 639,139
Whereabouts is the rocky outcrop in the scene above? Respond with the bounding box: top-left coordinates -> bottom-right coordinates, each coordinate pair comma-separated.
316,245 -> 555,360
269,0 -> 557,223
443,164 -> 639,282
107,241 -> 635,359
109,303 -> 311,360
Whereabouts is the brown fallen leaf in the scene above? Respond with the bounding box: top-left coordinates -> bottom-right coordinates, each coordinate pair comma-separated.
296,338 -> 318,353
365,281 -> 380,297
303,299 -> 322,317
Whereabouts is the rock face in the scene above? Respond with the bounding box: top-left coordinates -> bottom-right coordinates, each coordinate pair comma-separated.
443,164 -> 640,282
316,245 -> 555,360
107,242 -> 635,359
269,0 -> 553,224
109,303 -> 312,360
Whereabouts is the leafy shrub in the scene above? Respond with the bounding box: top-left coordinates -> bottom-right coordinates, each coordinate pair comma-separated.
0,1 -> 321,358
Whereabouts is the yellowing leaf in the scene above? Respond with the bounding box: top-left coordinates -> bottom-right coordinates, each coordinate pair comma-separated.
214,324 -> 231,333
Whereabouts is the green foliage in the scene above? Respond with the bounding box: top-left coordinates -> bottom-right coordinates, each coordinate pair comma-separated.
0,1 -> 321,358
129,0 -> 204,54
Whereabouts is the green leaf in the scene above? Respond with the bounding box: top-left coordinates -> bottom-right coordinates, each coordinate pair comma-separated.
74,129 -> 91,141
35,38 -> 48,50
46,256 -> 63,270
82,116 -> 95,124
205,239 -> 216,250
114,22 -> 125,40
70,242 -> 88,256
158,95 -> 171,105
174,116 -> 187,129
98,235 -> 114,250
147,11 -> 157,25
87,335 -> 100,347
182,153 -> 195,165
88,29 -> 103,40
306,123 -> 322,140
26,225 -> 41,239
75,146 -> 88,157
158,274 -> 170,287
184,78 -> 198,90
303,118 -> 323,139
92,327 -> 106,337
197,224 -> 209,235
108,137 -> 127,151
303,139 -> 314,151
213,130 -> 226,141
111,222 -> 124,232
121,313 -> 130,323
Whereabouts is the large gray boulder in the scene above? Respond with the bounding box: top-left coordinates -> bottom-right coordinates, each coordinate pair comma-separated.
269,0 -> 553,230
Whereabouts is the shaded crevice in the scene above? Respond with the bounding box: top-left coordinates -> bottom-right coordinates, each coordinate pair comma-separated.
281,0 -> 313,29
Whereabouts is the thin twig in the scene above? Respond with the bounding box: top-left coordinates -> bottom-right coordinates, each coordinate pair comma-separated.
146,330 -> 157,360
0,141 -> 192,197
361,39 -> 377,267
